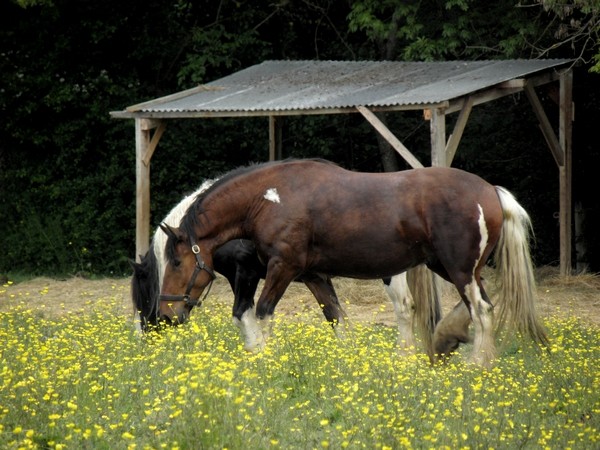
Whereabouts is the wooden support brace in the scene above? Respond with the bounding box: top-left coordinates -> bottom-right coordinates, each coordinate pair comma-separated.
142,121 -> 166,166
445,96 -> 473,166
357,106 -> 424,169
524,83 -> 564,167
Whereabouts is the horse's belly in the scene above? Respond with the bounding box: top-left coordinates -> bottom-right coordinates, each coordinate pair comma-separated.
308,239 -> 429,279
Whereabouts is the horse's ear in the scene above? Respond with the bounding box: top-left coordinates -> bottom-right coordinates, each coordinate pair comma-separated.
129,259 -> 148,278
129,259 -> 139,270
159,222 -> 179,239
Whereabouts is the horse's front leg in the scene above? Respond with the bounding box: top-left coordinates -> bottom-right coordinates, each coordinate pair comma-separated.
301,274 -> 346,324
252,258 -> 298,351
301,273 -> 348,338
230,266 -> 263,353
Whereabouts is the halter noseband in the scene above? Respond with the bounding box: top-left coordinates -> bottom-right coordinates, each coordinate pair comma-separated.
159,240 -> 216,308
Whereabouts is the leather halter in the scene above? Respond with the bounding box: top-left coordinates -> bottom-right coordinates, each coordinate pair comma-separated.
159,240 -> 216,308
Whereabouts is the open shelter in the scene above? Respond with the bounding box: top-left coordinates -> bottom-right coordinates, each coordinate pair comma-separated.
110,59 -> 574,275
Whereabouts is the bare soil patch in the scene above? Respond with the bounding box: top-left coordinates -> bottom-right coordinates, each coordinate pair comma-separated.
1,267 -> 599,328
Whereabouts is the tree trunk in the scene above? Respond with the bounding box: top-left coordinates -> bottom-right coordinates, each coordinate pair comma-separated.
374,112 -> 400,172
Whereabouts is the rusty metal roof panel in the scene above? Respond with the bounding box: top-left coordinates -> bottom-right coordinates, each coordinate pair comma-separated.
124,59 -> 572,114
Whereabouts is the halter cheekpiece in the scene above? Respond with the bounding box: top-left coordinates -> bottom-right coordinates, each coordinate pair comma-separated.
159,238 -> 216,308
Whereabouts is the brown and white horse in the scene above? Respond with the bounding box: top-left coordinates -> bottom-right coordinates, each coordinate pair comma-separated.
160,159 -> 547,367
131,179 -> 441,356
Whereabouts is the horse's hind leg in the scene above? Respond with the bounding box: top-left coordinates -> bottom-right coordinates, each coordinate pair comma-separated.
433,257 -> 495,366
433,275 -> 492,359
453,276 -> 495,368
383,273 -> 416,353
302,274 -> 348,336
468,280 -> 496,367
433,301 -> 472,362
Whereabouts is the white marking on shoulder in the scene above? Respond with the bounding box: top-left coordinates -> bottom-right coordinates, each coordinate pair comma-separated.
263,188 -> 281,204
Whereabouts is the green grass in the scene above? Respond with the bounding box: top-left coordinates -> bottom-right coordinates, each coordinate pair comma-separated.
0,285 -> 598,449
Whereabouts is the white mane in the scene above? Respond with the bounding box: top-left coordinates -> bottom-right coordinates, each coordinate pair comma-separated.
153,179 -> 216,290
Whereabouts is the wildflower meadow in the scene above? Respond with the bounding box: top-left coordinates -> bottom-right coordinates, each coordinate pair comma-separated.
0,278 -> 598,449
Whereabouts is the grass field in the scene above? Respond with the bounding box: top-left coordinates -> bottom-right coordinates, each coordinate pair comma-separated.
0,272 -> 598,449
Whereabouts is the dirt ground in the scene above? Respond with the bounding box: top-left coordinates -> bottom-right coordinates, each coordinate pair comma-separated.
1,267 -> 599,328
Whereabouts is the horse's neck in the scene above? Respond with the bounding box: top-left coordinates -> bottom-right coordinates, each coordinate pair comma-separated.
199,194 -> 250,251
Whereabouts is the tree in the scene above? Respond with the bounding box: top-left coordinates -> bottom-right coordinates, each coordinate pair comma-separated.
1,0 -> 599,274
528,0 -> 600,72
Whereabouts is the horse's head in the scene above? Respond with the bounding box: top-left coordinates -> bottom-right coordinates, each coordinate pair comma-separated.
158,223 -> 216,326
130,250 -> 161,332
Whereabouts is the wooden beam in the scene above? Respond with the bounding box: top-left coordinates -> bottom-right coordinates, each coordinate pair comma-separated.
527,70 -> 562,88
139,118 -> 162,131
445,96 -> 473,166
142,121 -> 166,166
445,72 -> 561,114
447,88 -> 522,114
498,79 -> 526,88
524,83 -> 564,166
559,70 -> 573,276
126,84 -> 225,113
430,108 -> 447,167
135,119 -> 151,261
357,106 -> 423,169
111,101 -> 452,120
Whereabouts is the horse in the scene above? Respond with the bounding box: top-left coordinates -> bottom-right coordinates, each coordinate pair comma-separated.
131,179 -> 442,355
159,158 -> 548,368
131,180 -> 346,348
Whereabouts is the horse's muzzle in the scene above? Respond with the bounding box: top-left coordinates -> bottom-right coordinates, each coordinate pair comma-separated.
160,310 -> 189,327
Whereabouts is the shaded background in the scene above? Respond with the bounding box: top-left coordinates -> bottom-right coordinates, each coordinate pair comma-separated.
1,0 -> 598,276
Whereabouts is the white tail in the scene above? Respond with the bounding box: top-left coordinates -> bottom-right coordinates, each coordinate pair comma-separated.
494,186 -> 548,347
407,265 -> 443,361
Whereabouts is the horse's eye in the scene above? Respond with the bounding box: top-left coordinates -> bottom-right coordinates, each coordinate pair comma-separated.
173,259 -> 181,268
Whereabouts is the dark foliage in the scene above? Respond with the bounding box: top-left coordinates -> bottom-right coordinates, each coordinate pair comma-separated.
0,0 -> 598,275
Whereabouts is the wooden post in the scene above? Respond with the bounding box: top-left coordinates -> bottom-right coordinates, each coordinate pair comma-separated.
430,108 -> 447,167
559,70 -> 573,276
134,119 -> 152,261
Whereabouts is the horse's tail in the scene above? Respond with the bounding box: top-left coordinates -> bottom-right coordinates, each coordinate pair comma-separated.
130,241 -> 161,332
408,265 -> 443,361
493,186 -> 549,347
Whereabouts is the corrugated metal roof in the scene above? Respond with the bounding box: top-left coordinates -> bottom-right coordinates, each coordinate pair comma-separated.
120,59 -> 572,115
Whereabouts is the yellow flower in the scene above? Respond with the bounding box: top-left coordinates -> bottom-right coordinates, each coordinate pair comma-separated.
122,431 -> 135,440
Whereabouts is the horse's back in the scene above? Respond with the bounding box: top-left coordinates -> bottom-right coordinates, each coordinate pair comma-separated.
264,162 -> 502,231
263,160 -> 497,206
247,162 -> 502,277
